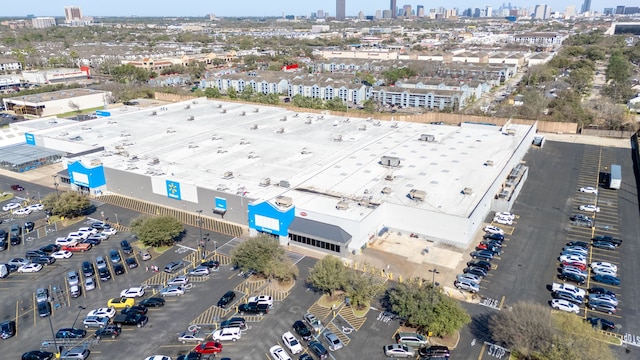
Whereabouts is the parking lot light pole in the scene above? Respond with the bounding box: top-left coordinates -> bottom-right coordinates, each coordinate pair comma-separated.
47,313 -> 61,359
71,305 -> 86,329
428,268 -> 439,298
52,175 -> 60,199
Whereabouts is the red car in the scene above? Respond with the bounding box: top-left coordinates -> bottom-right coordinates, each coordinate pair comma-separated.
11,184 -> 24,191
193,341 -> 223,354
62,243 -> 92,252
476,243 -> 489,250
561,261 -> 586,271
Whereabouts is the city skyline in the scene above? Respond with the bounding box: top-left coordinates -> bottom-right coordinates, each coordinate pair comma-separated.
2,0 -> 635,17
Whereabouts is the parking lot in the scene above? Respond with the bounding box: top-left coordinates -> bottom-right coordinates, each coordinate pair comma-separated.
454,140 -> 639,359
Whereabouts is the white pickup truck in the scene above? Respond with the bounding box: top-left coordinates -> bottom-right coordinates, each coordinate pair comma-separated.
552,283 -> 586,298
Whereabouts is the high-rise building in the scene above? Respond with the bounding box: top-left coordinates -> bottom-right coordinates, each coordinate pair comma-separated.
565,5 -> 575,16
533,4 -> 549,19
32,17 -> 56,28
390,0 -> 397,18
64,6 -> 82,22
485,6 -> 493,17
382,9 -> 392,18
417,5 -> 425,17
317,9 -> 325,18
376,10 -> 382,19
402,5 -> 412,17
336,0 -> 346,20
580,0 -> 591,13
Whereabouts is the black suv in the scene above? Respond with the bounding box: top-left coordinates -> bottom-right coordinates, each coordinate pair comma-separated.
0,320 -> 16,339
217,291 -> 236,308
238,302 -> 269,315
55,328 -> 86,339
99,267 -> 111,281
94,325 -> 121,340
31,256 -> 55,265
120,240 -> 133,255
24,222 -> 35,232
39,244 -> 60,254
10,224 -> 21,237
220,317 -> 247,330
113,313 -> 148,327
308,340 -> 328,359
592,235 -> 623,247
82,261 -> 95,277
37,301 -> 52,318
418,345 -> 450,359
26,250 -> 47,259
292,320 -> 312,341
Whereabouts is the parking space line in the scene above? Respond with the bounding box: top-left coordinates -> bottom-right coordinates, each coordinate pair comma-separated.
337,306 -> 367,331
308,302 -> 332,323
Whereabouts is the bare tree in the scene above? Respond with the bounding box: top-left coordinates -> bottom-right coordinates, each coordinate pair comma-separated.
68,100 -> 81,113
488,302 -> 553,358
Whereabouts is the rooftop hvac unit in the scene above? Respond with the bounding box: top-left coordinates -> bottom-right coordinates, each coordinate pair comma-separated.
390,122 -> 398,128
358,125 -> 367,131
221,109 -> 227,113
507,128 -> 516,136
336,201 -> 349,210
250,124 -> 258,130
279,180 -> 290,188
343,118 -> 350,123
420,134 -> 436,142
305,118 -> 312,124
223,171 -> 234,179
381,156 -> 401,167
211,135 -> 222,140
240,111 -> 246,116
239,138 -> 250,145
150,111 -> 157,116
275,196 -> 293,208
217,147 -> 227,154
188,143 -> 198,148
259,178 -> 271,186
293,113 -> 299,117
385,174 -> 394,181
373,121 -> 381,126
409,189 -> 426,201
462,187 -> 473,195
184,104 -> 191,110
280,116 -> 287,121
90,159 -> 102,166
187,116 -> 195,121
357,198 -> 370,207
333,135 -> 343,142
148,157 -> 159,165
498,190 -> 509,199
276,127 -> 285,134
247,152 -> 259,159
381,187 -> 392,194
217,184 -> 229,191
300,148 -> 312,155
484,160 -> 494,166
166,128 -> 176,133
217,104 -> 222,108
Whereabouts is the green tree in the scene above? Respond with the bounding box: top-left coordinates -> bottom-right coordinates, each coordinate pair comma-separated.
544,313 -> 615,360
566,68 -> 593,94
41,192 -> 91,218
324,97 -> 347,111
362,99 -> 376,113
227,87 -> 237,99
204,87 -> 221,98
307,255 -> 348,296
382,67 -> 417,85
230,235 -> 298,281
584,46 -> 606,61
356,72 -> 376,84
240,86 -> 255,100
606,52 -> 631,84
387,282 -> 470,336
130,216 -> 184,248
344,271 -> 386,308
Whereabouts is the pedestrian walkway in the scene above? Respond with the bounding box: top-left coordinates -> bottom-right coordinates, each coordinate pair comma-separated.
307,302 -> 332,323
325,321 -> 351,347
338,306 -> 367,331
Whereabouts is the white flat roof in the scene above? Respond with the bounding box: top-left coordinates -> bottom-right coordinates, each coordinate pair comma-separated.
32,99 -> 532,219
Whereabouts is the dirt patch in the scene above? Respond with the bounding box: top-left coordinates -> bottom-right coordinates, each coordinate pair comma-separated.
267,279 -> 296,292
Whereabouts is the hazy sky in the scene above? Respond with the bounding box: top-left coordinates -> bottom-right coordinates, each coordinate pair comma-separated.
3,0 -> 631,17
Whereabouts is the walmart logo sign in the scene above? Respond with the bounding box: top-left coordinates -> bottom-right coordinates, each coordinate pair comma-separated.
166,180 -> 181,200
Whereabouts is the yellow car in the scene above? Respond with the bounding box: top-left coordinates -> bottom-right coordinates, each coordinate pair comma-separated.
107,297 -> 134,309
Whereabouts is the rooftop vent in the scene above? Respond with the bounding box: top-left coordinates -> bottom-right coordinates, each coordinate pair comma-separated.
333,134 -> 343,142
385,174 -> 394,181
247,152 -> 259,159
150,111 -> 157,116
217,147 -> 227,154
305,118 -> 312,124
279,180 -> 290,188
462,187 -> 473,195
148,157 -> 159,165
484,160 -> 494,166
223,171 -> 234,179
188,143 -> 198,149
276,127 -> 285,134
419,134 -> 436,142
166,128 -> 176,133
381,187 -> 392,194
336,201 -> 349,210
358,125 -> 367,131
390,122 -> 398,128
90,159 -> 102,166
357,197 -> 370,207
239,138 -> 250,145
293,113 -> 299,118
240,111 -> 246,116
250,124 -> 258,130
373,121 -> 381,126
217,184 -> 229,191
187,116 -> 195,121
381,156 -> 401,167
343,118 -> 350,123
217,104 -> 222,108
275,196 -> 293,208
254,108 -> 259,113
184,104 -> 191,110
300,147 -> 312,155
259,178 -> 271,187
280,116 -> 287,121
409,189 -> 426,201
211,134 -> 222,140
507,128 -> 516,136
221,109 -> 227,113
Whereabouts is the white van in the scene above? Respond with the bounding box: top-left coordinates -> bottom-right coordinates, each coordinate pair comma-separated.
0,264 -> 8,278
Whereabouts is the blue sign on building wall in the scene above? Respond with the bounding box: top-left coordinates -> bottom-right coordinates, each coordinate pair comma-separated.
166,180 -> 181,200
248,201 -> 296,237
25,133 -> 35,145
215,197 -> 227,211
67,161 -> 106,188
95,110 -> 111,117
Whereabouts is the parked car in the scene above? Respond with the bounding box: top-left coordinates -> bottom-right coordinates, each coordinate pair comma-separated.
588,301 -> 617,314
483,233 -> 504,241
94,324 -> 121,339
579,204 -> 600,212
550,299 -> 580,314
82,261 -> 95,277
269,345 -> 291,360
95,256 -> 107,269
580,186 -> 598,194
120,287 -> 145,298
585,317 -> 615,331
188,266 -> 210,277
120,240 -> 133,255
178,331 -> 206,344
588,287 -> 616,297
109,249 -> 121,264
454,279 -> 480,293
592,274 -> 620,286
21,351 -> 54,360
592,235 -> 622,246
592,241 -> 616,250
552,291 -> 583,305
99,268 -> 111,281
558,272 -> 586,285
395,332 -> 428,348
193,341 -> 223,354
125,257 -> 138,269
590,262 -> 618,273
31,256 -> 55,266
418,345 -> 450,359
463,266 -> 488,278
106,297 -> 134,309
82,316 -> 110,329
470,250 -> 494,260
140,250 -> 152,261
304,313 -> 322,332
167,275 -> 189,286
238,302 -> 269,315
87,308 -> 116,319
113,264 -> 125,275
566,241 -> 589,249
60,346 -> 90,359
292,320 -> 312,341
248,295 -> 273,308
466,260 -> 492,271
217,291 -> 236,308
483,226 -> 504,235
36,288 -> 51,303
140,297 -> 165,308
55,328 -> 86,339
212,327 -> 242,342
160,286 -> 185,297
384,344 -> 415,358
220,317 -> 247,331
164,261 -> 185,273
18,263 -> 43,273
308,340 -> 329,359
